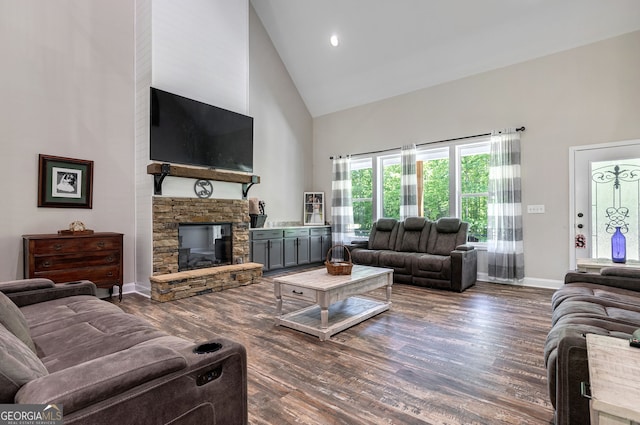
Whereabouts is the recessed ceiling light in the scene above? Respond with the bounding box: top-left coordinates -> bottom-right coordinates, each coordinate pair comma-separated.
330,34 -> 339,47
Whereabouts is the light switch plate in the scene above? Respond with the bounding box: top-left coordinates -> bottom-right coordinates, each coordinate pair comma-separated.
527,204 -> 545,214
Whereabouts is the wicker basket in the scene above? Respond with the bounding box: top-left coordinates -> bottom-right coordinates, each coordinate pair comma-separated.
325,244 -> 353,275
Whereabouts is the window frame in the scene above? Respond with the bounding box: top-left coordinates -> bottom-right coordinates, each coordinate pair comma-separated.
349,136 -> 490,247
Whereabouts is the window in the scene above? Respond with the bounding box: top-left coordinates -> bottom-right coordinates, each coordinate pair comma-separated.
351,158 -> 373,237
381,156 -> 401,219
458,143 -> 490,242
350,137 -> 490,243
417,147 -> 450,220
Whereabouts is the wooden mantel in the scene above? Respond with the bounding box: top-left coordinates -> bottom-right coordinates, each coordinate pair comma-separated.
147,162 -> 260,195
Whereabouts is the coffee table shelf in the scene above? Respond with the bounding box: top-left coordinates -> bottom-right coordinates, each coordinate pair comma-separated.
273,265 -> 393,341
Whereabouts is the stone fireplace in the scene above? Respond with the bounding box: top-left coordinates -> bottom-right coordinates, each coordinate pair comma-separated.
150,197 -> 262,302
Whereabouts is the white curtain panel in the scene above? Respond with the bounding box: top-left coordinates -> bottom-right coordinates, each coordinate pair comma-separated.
400,144 -> 418,220
331,157 -> 354,256
487,128 -> 525,281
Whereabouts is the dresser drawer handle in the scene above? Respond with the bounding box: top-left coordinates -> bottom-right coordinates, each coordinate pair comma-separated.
41,261 -> 51,268
54,244 -> 62,251
292,290 -> 304,296
106,272 -> 114,277
106,256 -> 114,263
97,241 -> 106,248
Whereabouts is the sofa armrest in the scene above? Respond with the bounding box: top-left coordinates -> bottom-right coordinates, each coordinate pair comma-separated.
565,271 -> 640,293
0,278 -> 55,294
454,244 -> 475,252
450,247 -> 477,292
16,344 -> 187,414
17,338 -> 247,424
6,280 -> 97,307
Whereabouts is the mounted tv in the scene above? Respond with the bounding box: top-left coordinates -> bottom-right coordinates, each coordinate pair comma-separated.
150,87 -> 253,173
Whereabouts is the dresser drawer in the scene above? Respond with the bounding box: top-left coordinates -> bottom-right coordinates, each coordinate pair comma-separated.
29,236 -> 121,254
33,265 -> 121,287
279,284 -> 317,302
33,250 -> 120,272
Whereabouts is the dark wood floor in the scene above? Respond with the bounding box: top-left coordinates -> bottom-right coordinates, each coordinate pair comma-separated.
118,271 -> 556,425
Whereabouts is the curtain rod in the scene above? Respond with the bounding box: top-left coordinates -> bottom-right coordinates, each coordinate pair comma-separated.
329,126 -> 525,159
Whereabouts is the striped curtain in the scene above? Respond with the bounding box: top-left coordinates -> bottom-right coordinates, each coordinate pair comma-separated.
400,144 -> 418,220
487,128 -> 524,281
331,157 -> 354,256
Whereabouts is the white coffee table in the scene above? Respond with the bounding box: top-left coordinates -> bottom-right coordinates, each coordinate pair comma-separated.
273,265 -> 393,341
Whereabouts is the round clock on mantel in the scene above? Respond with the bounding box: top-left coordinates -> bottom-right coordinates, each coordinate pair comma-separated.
194,179 -> 213,198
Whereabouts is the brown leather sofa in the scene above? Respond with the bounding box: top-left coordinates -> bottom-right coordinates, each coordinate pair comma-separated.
348,217 -> 477,292
0,278 -> 247,425
544,267 -> 640,425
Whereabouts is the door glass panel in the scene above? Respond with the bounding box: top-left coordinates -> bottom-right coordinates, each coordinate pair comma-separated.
590,158 -> 640,261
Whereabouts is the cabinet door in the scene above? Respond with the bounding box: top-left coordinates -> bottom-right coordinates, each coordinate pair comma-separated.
321,234 -> 333,260
309,235 -> 323,263
251,240 -> 269,270
296,236 -> 310,265
269,238 -> 284,270
283,238 -> 297,268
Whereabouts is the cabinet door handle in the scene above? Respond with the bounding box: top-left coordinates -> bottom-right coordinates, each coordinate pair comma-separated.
54,244 -> 62,251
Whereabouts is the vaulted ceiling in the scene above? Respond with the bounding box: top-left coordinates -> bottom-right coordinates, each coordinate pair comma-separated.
251,0 -> 640,117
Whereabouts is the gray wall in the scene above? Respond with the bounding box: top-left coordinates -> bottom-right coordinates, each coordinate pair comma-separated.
313,30 -> 640,286
0,0 -> 135,282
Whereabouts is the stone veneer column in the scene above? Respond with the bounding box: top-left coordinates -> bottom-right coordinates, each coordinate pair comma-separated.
152,197 -> 250,275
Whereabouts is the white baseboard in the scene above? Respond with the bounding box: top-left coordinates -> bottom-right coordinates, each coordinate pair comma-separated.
477,273 -> 562,290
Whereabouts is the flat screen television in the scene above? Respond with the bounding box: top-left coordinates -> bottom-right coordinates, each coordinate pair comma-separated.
150,87 -> 253,173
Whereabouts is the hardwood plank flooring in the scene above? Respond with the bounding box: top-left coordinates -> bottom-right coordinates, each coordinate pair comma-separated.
118,270 -> 555,425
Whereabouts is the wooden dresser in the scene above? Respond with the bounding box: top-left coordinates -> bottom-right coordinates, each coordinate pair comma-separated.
23,232 -> 124,300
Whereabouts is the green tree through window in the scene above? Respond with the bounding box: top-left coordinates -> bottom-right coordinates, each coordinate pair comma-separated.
349,140 -> 490,242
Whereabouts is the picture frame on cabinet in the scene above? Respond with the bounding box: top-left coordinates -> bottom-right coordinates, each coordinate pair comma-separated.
304,192 -> 324,225
38,154 -> 94,208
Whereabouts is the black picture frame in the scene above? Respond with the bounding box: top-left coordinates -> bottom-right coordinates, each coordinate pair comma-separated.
38,154 -> 93,208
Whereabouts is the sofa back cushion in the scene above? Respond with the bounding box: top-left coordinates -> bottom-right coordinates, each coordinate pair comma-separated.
0,324 -> 48,402
395,217 -> 431,252
369,219 -> 399,250
426,218 -> 469,255
0,291 -> 36,353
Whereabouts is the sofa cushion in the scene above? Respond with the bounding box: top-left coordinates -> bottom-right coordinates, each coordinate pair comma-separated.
435,217 -> 461,233
0,291 -> 36,353
376,218 -> 397,231
413,254 -> 450,273
403,217 -> 425,231
0,324 -> 48,403
370,219 -> 398,250
396,217 -> 426,252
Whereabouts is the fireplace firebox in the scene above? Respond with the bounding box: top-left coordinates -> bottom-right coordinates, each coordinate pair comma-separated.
178,223 -> 232,271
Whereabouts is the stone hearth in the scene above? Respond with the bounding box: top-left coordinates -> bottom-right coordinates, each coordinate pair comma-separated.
151,196 -> 262,302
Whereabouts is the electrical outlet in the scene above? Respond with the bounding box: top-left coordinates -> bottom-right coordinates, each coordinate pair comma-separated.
527,204 -> 545,214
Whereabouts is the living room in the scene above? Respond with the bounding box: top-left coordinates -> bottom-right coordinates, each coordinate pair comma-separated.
1,1 -> 640,424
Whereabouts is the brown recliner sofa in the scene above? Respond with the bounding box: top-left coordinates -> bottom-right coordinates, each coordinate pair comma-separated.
544,267 -> 640,425
0,278 -> 247,425
348,217 -> 477,292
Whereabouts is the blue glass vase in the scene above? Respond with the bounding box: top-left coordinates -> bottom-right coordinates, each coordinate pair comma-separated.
611,227 -> 626,263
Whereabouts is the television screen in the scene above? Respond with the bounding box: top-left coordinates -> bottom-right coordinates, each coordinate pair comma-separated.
150,87 -> 253,173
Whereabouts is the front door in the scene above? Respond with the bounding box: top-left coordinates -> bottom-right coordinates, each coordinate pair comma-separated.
570,139 -> 640,269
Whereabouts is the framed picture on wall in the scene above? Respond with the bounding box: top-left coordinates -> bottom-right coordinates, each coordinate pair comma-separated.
304,192 -> 324,225
38,154 -> 94,208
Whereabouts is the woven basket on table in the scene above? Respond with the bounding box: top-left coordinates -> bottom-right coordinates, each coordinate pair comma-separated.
325,244 -> 353,275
